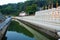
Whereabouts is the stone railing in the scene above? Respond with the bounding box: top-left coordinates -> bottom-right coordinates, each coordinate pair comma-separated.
0,17 -> 12,30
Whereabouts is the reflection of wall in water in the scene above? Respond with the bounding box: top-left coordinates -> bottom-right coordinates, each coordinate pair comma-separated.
2,37 -> 7,40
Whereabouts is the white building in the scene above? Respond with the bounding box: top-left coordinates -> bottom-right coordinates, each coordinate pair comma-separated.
19,12 -> 27,17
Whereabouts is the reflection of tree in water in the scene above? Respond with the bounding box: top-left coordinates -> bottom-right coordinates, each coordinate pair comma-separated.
8,21 -> 34,38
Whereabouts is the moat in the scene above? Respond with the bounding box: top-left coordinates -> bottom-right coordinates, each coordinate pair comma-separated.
3,20 -> 56,40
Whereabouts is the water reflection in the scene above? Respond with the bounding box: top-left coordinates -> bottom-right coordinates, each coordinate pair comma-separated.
8,21 -> 34,37
4,21 -> 35,40
6,31 -> 35,40
3,20 -> 56,40
2,37 -> 7,40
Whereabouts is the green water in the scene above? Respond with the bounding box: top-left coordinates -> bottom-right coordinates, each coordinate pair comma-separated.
4,21 -> 35,40
3,20 -> 56,40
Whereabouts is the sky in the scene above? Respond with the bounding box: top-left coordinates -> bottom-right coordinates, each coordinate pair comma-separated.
0,0 -> 26,5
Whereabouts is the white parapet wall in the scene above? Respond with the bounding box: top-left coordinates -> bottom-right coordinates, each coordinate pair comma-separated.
35,7 -> 60,23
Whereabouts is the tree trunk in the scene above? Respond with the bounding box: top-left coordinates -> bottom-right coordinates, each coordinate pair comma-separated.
56,2 -> 58,8
48,5 -> 50,9
51,3 -> 53,8
56,0 -> 58,8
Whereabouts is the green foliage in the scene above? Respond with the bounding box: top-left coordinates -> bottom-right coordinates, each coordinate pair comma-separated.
1,4 -> 18,16
25,4 -> 37,15
0,0 -> 60,16
17,3 -> 25,12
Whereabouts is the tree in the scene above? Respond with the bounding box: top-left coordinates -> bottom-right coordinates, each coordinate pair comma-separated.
0,0 -> 60,16
56,0 -> 58,8
25,4 -> 37,15
17,3 -> 25,12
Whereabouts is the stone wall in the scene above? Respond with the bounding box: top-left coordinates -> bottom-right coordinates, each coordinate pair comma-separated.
35,7 -> 60,23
